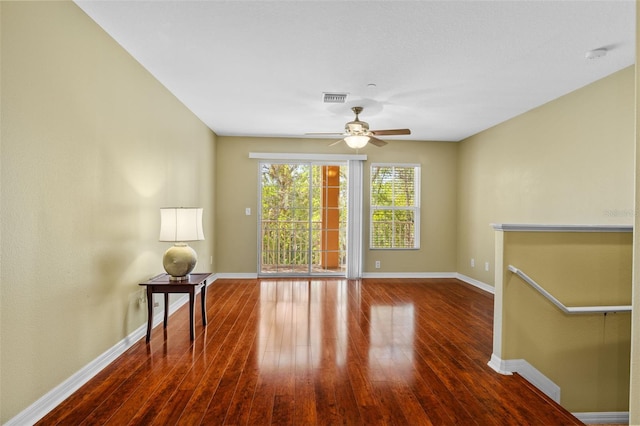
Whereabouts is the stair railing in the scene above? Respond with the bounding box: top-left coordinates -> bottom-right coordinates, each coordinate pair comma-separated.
507,265 -> 632,314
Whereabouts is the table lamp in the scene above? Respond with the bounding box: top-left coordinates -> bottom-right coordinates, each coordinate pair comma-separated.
159,207 -> 204,281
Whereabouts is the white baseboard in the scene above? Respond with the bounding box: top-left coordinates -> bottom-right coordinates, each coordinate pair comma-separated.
361,272 -> 457,279
359,272 -> 494,296
5,278 -> 216,426
216,272 -> 258,279
5,325 -> 146,426
488,353 -> 514,375
456,273 -> 495,294
487,354 -> 561,403
213,272 -> 495,298
572,411 -> 630,424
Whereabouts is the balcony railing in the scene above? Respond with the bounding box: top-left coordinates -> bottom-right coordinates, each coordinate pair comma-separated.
260,219 -> 346,274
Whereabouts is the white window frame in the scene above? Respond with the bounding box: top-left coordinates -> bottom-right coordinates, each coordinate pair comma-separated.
369,163 -> 421,250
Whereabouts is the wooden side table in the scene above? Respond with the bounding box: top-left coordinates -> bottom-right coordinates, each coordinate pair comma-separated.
138,273 -> 212,342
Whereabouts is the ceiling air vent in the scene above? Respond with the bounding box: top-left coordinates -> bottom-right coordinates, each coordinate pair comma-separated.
323,92 -> 348,103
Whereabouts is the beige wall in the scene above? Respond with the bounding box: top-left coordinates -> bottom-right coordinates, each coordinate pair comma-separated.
215,137 -> 457,274
629,1 -> 640,421
499,230 -> 632,412
0,2 -> 215,422
459,64 -> 636,416
457,66 -> 635,285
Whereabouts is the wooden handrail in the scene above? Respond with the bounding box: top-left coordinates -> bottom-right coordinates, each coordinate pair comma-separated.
507,265 -> 632,314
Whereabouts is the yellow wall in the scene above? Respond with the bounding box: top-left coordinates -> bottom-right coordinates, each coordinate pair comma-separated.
215,137 -> 457,274
0,2 -> 216,421
457,66 -> 635,285
629,1 -> 640,421
499,230 -> 632,412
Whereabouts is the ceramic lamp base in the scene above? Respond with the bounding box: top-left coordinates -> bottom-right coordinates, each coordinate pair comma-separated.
163,243 -> 197,281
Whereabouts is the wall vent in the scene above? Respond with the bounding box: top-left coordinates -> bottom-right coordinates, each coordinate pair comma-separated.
323,92 -> 348,103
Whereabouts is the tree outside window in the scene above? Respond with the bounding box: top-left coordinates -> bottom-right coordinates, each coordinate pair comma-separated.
370,164 -> 420,249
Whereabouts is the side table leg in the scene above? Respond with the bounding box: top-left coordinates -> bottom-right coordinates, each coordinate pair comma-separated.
145,287 -> 153,342
164,293 -> 169,328
189,288 -> 195,340
201,283 -> 207,326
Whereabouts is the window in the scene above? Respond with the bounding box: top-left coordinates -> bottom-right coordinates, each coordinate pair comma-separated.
370,164 -> 420,249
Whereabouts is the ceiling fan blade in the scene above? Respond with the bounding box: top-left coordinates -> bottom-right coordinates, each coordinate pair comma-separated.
328,139 -> 345,147
368,136 -> 388,147
370,128 -> 411,136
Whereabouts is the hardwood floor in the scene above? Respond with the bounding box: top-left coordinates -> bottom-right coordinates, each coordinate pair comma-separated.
37,278 -> 583,425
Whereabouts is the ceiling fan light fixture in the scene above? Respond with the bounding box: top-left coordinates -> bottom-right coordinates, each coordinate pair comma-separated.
344,135 -> 369,149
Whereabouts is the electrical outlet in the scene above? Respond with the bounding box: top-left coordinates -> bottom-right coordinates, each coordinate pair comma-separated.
375,260 -> 381,269
485,262 -> 490,271
471,258 -> 475,268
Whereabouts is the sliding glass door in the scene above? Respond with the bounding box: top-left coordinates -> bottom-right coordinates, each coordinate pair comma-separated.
259,162 -> 347,276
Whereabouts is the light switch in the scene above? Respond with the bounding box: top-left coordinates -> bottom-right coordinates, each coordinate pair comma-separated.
245,207 -> 251,216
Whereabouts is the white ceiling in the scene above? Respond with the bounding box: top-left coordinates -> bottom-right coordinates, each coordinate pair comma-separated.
74,0 -> 635,142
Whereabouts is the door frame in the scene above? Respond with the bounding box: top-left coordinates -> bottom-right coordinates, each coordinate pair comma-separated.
249,152 -> 366,279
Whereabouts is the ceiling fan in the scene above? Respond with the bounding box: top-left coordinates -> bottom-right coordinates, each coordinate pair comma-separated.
307,106 -> 411,148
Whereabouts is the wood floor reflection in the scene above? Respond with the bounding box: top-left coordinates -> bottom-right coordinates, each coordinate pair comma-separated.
38,278 -> 582,425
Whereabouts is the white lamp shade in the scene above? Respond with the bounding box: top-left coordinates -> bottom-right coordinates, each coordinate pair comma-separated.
344,135 -> 369,149
159,208 -> 204,242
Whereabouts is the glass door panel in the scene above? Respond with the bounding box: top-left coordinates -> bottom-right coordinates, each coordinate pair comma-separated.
259,162 -> 346,276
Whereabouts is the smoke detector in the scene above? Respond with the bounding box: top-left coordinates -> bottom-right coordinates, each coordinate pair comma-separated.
585,48 -> 608,60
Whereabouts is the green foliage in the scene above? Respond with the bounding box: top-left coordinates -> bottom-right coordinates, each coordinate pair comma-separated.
260,163 -> 347,271
370,165 -> 418,249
